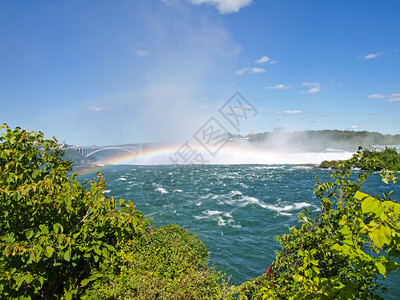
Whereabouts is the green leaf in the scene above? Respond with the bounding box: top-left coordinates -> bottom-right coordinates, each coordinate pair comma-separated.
44,246 -> 54,258
354,191 -> 369,201
382,201 -> 395,209
81,278 -> 90,287
4,235 -> 15,243
340,225 -> 351,235
376,262 -> 386,276
362,197 -> 381,214
64,249 -> 71,262
25,229 -> 34,240
331,244 -> 342,252
370,225 -> 392,248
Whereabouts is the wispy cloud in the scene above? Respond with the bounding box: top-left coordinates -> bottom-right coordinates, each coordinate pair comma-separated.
300,82 -> 321,94
368,93 -> 400,102
266,84 -> 292,90
270,110 -> 303,115
88,106 -> 108,112
255,55 -> 276,64
135,49 -> 149,57
255,56 -> 269,64
350,125 -> 359,129
367,94 -> 386,99
362,52 -> 383,60
235,67 -> 265,75
190,0 -> 252,14
124,48 -> 149,57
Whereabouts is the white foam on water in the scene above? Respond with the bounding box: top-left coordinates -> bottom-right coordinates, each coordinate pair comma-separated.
218,216 -> 227,226
263,202 -> 313,213
116,177 -> 127,181
200,193 -> 214,199
103,189 -> 111,193
279,212 -> 292,216
224,212 -> 233,218
203,209 -> 223,216
292,165 -> 315,170
254,166 -> 285,170
173,189 -> 183,193
196,202 -> 201,206
230,190 -> 243,197
234,195 -> 315,215
156,187 -> 168,194
239,196 -> 266,208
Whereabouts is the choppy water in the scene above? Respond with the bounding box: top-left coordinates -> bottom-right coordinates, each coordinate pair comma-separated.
78,164 -> 400,298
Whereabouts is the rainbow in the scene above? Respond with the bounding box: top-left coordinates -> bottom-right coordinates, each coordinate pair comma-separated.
75,144 -> 180,175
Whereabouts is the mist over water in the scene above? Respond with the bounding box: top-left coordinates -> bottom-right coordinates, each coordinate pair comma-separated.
95,140 -> 354,166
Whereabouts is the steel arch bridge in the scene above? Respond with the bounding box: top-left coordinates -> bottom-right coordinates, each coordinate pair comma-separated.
68,145 -> 140,158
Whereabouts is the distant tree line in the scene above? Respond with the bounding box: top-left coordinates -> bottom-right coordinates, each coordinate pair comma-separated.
320,147 -> 400,171
248,130 -> 400,152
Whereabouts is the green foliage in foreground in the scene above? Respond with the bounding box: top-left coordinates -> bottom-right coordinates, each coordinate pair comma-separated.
232,152 -> 400,299
0,124 -> 225,299
92,224 -> 228,299
2,123 -> 400,299
320,146 -> 400,171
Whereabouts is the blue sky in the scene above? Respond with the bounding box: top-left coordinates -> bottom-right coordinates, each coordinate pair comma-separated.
1,0 -> 399,146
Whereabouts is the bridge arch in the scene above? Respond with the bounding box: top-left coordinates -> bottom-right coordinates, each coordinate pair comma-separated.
85,147 -> 138,158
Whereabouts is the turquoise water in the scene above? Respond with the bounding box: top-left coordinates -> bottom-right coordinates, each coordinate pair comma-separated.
78,164 -> 400,298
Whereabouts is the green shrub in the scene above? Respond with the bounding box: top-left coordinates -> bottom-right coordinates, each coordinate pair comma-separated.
91,224 -> 228,299
0,124 -> 151,298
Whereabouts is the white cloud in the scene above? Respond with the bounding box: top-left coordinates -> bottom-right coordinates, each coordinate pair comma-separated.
270,110 -> 303,115
254,56 -> 276,64
350,125 -> 359,129
88,106 -> 108,112
367,94 -> 386,99
363,52 -> 383,60
266,84 -> 292,90
235,67 -> 265,75
302,82 -> 320,87
255,56 -> 270,64
190,0 -> 252,14
368,93 -> 400,100
300,82 -> 321,94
